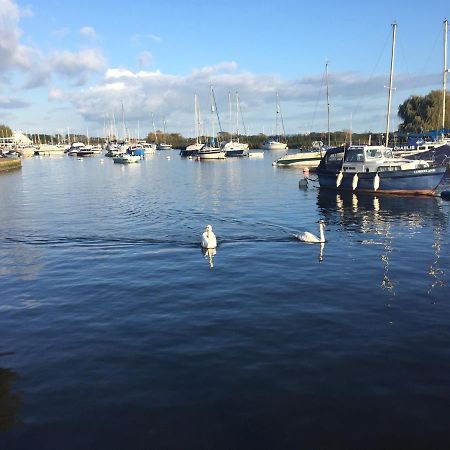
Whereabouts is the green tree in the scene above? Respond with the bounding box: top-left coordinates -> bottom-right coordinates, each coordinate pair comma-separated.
0,124 -> 12,137
398,90 -> 450,133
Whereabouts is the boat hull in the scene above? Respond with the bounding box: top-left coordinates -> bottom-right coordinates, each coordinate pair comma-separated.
225,148 -> 249,157
276,151 -> 322,167
317,166 -> 447,195
113,155 -> 140,164
197,149 -> 226,160
156,143 -> 172,151
180,144 -> 203,157
261,141 -> 288,151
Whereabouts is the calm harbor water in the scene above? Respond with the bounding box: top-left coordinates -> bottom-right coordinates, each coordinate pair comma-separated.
1,153 -> 450,448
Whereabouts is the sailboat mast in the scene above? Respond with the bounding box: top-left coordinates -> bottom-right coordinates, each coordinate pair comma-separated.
121,103 -> 126,141
442,18 -> 448,132
211,86 -> 223,133
326,62 -> 331,147
275,92 -> 280,139
194,94 -> 199,144
210,86 -> 215,146
228,91 -> 233,142
385,22 -> 397,147
236,92 -> 240,142
152,113 -> 158,143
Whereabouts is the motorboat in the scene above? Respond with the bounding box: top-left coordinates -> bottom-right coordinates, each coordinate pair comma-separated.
221,141 -> 249,157
274,141 -> 325,167
67,142 -> 85,156
113,153 -> 141,164
76,145 -> 95,157
261,139 -> 287,151
317,145 -> 447,195
156,142 -> 172,151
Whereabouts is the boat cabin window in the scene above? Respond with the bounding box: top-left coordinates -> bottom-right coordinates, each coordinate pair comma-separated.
345,148 -> 364,162
366,148 -> 382,159
383,149 -> 393,158
327,152 -> 344,162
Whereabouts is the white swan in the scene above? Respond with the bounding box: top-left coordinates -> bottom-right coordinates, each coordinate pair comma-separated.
296,220 -> 326,243
201,224 -> 217,249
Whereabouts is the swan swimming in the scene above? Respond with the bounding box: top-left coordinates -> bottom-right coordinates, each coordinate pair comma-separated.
295,220 -> 326,243
201,224 -> 217,249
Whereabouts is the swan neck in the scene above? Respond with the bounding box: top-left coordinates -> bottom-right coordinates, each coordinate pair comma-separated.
319,223 -> 325,242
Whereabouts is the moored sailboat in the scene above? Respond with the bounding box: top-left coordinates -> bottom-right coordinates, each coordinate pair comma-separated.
261,92 -> 288,150
181,94 -> 205,157
317,23 -> 447,195
198,86 -> 226,160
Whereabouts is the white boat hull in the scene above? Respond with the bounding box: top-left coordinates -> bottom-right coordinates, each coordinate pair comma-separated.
275,150 -> 323,167
113,154 -> 140,164
261,141 -> 288,151
198,148 -> 226,159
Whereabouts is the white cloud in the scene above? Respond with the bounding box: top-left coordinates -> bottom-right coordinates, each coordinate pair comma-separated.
54,61 -> 442,136
138,51 -> 153,69
48,86 -> 66,101
49,48 -> 106,84
0,96 -> 30,109
0,0 -> 35,72
131,33 -> 162,44
80,26 -> 96,40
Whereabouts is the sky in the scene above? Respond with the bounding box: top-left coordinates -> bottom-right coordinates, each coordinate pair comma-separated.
0,0 -> 449,138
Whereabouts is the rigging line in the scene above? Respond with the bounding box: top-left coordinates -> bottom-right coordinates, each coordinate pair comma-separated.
238,96 -> 248,136
396,33 -> 413,82
418,27 -> 440,79
278,95 -> 287,138
211,87 -> 223,133
352,28 -> 391,129
309,69 -> 325,133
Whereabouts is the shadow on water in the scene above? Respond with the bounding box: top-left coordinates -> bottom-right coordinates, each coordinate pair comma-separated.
0,366 -> 22,433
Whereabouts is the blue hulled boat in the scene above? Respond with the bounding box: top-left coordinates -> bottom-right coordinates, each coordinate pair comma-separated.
317,145 -> 447,195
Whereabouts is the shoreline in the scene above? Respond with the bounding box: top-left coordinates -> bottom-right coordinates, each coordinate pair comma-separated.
0,158 -> 22,172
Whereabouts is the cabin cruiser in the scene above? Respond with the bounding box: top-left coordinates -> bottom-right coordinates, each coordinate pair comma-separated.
317,145 -> 447,195
274,141 -> 324,167
261,139 -> 287,151
221,140 -> 249,157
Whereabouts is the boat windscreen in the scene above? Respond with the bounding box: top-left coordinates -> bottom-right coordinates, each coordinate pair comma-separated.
345,148 -> 364,162
327,152 -> 344,162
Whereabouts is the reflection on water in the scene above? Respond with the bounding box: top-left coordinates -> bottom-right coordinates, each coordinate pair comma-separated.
202,247 -> 217,268
428,225 -> 446,296
380,231 -> 395,295
318,190 -> 447,297
0,367 -> 21,433
318,242 -> 324,262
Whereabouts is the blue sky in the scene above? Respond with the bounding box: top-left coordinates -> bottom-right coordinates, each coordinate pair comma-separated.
0,0 -> 448,137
